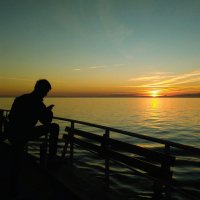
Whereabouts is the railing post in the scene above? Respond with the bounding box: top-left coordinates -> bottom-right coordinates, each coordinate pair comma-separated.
0,110 -> 4,136
163,144 -> 171,174
103,129 -> 110,187
164,144 -> 172,199
61,134 -> 69,159
40,133 -> 49,167
153,144 -> 172,198
165,144 -> 171,155
5,110 -> 9,118
70,121 -> 74,161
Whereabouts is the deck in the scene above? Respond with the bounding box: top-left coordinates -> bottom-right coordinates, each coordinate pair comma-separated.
0,141 -> 124,200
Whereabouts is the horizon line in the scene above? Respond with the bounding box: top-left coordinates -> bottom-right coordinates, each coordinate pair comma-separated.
1,94 -> 200,98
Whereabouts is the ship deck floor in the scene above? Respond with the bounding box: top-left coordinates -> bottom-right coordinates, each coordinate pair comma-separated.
0,141 -> 124,200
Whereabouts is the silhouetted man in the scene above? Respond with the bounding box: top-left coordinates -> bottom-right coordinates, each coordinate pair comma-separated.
7,79 -> 59,158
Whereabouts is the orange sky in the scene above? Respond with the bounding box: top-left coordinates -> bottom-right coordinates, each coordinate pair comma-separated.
1,1 -> 200,97
1,70 -> 200,97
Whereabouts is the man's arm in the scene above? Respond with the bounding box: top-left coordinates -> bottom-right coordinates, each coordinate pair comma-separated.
39,103 -> 54,125
47,104 -> 54,110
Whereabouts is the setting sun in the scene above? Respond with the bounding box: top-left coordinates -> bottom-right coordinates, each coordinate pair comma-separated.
150,90 -> 160,97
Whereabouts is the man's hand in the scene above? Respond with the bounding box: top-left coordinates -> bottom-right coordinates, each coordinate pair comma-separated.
47,104 -> 55,110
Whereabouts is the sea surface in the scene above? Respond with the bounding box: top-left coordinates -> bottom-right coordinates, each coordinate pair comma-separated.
1,97 -> 200,200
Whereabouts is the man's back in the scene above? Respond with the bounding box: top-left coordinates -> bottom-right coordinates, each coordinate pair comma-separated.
8,92 -> 52,133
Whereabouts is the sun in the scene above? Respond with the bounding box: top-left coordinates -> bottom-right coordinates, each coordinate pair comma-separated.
150,90 -> 160,97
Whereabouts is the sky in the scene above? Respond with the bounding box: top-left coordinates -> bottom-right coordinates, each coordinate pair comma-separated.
0,0 -> 200,97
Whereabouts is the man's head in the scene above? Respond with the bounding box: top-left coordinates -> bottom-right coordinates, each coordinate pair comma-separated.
34,79 -> 51,98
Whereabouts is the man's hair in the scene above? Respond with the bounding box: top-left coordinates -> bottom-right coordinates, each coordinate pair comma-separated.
34,79 -> 51,91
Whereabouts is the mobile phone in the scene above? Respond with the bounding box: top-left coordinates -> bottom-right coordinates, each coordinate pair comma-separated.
48,104 -> 55,110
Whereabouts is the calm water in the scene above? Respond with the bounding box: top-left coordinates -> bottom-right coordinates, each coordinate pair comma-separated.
1,97 -> 200,199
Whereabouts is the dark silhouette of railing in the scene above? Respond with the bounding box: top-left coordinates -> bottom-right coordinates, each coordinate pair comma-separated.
53,116 -> 200,200
0,109 -> 9,140
1,109 -> 200,200
53,116 -> 200,154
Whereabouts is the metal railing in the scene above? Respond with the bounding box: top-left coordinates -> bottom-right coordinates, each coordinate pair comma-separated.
53,116 -> 200,155
1,109 -> 200,200
53,116 -> 200,200
1,109 -> 199,155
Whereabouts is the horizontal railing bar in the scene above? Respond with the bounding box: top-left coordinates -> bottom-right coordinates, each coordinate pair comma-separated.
65,127 -> 175,164
65,126 -> 103,142
54,116 -> 200,154
108,150 -> 173,180
108,138 -> 175,164
54,116 -> 109,129
0,109 -> 10,112
64,136 -> 173,181
74,137 -> 102,153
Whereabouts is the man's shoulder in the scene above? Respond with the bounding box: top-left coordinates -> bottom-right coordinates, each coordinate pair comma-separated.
16,93 -> 31,100
16,93 -> 43,105
14,93 -> 35,105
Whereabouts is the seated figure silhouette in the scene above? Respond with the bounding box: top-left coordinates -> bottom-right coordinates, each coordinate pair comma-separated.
7,79 -> 59,159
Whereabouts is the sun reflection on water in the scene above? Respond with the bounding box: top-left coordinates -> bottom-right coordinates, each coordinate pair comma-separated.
150,98 -> 159,110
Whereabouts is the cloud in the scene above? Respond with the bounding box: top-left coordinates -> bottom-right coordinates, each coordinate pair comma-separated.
128,72 -> 174,82
0,76 -> 66,85
0,76 -> 33,82
88,65 -> 105,69
129,75 -> 162,82
124,70 -> 200,90
147,70 -> 200,87
73,64 -> 125,71
88,66 -> 97,69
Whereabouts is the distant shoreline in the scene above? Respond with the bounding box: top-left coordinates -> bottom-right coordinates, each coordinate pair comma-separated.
1,95 -> 200,98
